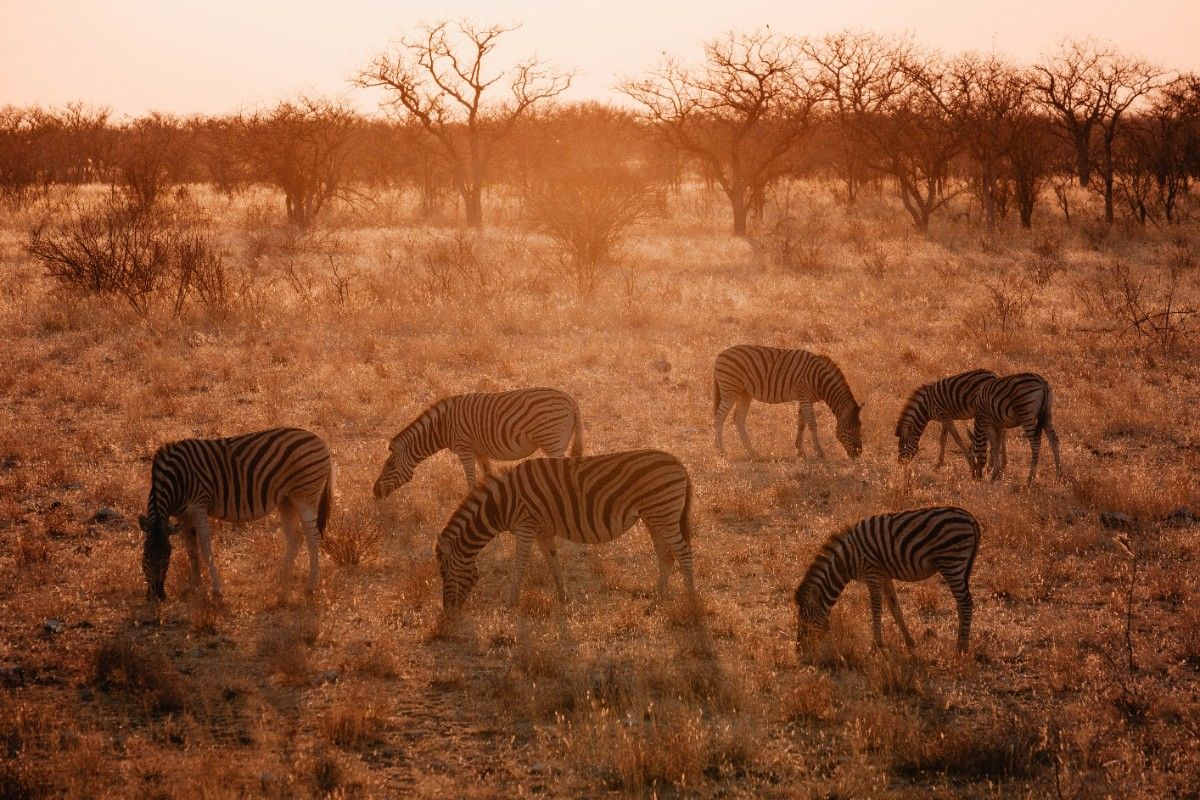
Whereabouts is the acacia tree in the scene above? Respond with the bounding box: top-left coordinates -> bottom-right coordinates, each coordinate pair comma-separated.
622,31 -> 819,236
356,20 -> 571,228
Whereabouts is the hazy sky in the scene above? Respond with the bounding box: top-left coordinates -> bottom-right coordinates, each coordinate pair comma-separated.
3,1 -> 1198,117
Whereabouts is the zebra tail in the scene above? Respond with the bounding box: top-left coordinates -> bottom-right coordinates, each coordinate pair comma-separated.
965,514 -> 981,580
680,478 -> 694,543
317,464 -> 334,536
570,399 -> 584,458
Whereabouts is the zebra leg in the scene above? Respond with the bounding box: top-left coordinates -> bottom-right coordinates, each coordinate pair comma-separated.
1044,421 -> 1064,477
945,421 -> 971,469
536,534 -> 566,603
795,403 -> 807,456
934,423 -> 949,469
277,502 -> 303,600
714,391 -> 735,456
476,454 -> 494,480
454,447 -> 477,486
732,396 -> 758,458
882,579 -> 916,650
866,576 -> 885,650
989,426 -> 1005,481
801,402 -> 825,459
297,503 -> 322,595
191,513 -> 223,598
938,567 -> 974,654
1025,423 -> 1042,485
509,528 -> 535,606
179,521 -> 201,595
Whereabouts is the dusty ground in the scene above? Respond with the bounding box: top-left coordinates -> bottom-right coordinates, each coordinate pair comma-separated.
1,184 -> 1198,798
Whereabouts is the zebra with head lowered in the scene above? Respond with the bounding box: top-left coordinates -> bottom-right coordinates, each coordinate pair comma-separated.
794,506 -> 980,654
373,388 -> 583,498
436,449 -> 696,613
895,369 -> 997,469
969,372 -> 1063,485
713,345 -> 863,460
139,427 -> 333,602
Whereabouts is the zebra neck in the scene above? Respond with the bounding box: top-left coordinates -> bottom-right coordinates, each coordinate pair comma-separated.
454,485 -> 511,558
407,403 -> 452,460
823,382 -> 858,421
148,459 -> 187,521
807,539 -> 858,620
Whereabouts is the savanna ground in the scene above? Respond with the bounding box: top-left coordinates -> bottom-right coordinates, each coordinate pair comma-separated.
1,182 -> 1198,798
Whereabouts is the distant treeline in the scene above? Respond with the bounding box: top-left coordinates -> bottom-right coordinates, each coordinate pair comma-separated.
3,26 -> 1199,232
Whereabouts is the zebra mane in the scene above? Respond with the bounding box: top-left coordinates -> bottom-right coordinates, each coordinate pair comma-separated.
794,527 -> 852,604
816,356 -> 860,417
440,468 -> 510,551
391,397 -> 450,447
895,384 -> 929,436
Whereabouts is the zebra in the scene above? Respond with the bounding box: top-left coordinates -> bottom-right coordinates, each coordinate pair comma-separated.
713,345 -> 863,460
895,369 -> 998,468
435,449 -> 695,613
794,506 -> 980,654
138,427 -> 333,602
969,372 -> 1063,484
373,388 -> 584,498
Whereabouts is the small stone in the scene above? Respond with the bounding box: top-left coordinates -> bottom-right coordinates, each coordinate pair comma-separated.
63,482 -> 83,491
92,508 -> 123,525
43,618 -> 65,635
71,620 -> 93,629
314,670 -> 339,685
1165,507 -> 1198,527
1099,511 -> 1133,530
650,357 -> 671,374
0,455 -> 19,471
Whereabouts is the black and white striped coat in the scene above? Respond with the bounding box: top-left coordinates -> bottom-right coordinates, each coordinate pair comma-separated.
139,427 -> 333,601
374,388 -> 583,497
713,345 -> 863,459
895,369 -> 997,468
969,372 -> 1062,484
794,506 -> 980,653
436,449 -> 695,612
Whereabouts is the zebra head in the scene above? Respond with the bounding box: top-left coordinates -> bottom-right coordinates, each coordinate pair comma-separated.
793,581 -> 830,652
435,531 -> 479,611
835,402 -> 863,459
138,513 -> 177,601
373,439 -> 418,500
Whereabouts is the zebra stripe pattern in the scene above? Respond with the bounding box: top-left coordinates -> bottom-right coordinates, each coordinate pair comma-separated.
435,449 -> 695,612
895,369 -> 998,467
139,427 -> 333,602
969,372 -> 1063,484
794,506 -> 980,653
713,345 -> 863,459
373,387 -> 584,497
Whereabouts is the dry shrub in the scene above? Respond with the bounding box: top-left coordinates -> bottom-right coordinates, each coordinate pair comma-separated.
889,713 -> 1046,783
93,636 -> 185,715
321,506 -> 384,567
27,195 -> 227,314
757,214 -> 826,272
779,667 -> 838,724
1075,258 -> 1198,358
256,617 -> 319,684
321,688 -> 388,751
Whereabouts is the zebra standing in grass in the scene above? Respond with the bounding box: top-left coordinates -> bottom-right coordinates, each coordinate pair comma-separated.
139,427 -> 333,602
373,388 -> 583,498
435,449 -> 695,612
895,369 -> 998,468
794,506 -> 980,654
969,372 -> 1062,484
713,345 -> 863,460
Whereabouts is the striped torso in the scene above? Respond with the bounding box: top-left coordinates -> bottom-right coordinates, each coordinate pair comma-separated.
714,345 -> 854,407
148,427 -> 331,524
974,373 -> 1050,429
439,388 -> 579,460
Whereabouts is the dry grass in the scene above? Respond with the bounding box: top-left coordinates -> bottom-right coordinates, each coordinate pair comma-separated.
0,181 -> 1197,797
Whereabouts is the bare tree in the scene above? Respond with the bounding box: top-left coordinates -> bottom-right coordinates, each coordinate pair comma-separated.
915,54 -> 1032,230
1034,39 -> 1169,223
356,20 -> 571,228
622,30 -> 819,236
112,113 -> 189,210
235,98 -> 359,227
803,31 -> 913,205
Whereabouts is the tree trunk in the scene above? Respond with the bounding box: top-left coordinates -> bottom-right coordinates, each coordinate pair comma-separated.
461,185 -> 483,228
1074,128 -> 1092,188
730,191 -> 749,236
981,159 -> 996,232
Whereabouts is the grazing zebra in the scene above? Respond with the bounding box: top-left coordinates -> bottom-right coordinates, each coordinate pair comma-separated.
713,345 -> 863,460
373,388 -> 583,498
435,449 -> 695,612
138,427 -> 333,602
969,372 -> 1062,484
895,369 -> 998,468
794,506 -> 980,654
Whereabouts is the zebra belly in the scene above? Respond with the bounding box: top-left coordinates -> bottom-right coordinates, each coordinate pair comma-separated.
480,441 -> 539,461
548,511 -> 640,545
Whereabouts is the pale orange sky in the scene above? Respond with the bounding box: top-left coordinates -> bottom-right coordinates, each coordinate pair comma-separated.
2,0 -> 1198,116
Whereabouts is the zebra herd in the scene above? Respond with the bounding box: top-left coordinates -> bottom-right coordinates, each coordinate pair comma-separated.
138,344 -> 1064,655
